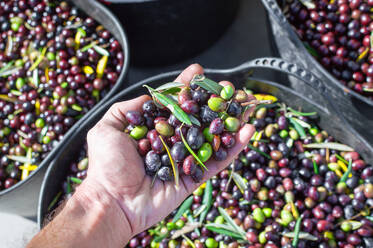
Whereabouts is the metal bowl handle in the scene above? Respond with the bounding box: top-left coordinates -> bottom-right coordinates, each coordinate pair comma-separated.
238,57 -> 328,98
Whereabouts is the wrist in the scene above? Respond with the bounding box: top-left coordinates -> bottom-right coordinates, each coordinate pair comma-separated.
72,179 -> 132,246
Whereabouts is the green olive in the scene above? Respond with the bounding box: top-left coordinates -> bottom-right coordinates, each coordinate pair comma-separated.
259,231 -> 267,244
166,222 -> 176,231
42,136 -> 51,144
220,85 -> 234,100
289,129 -> 299,140
205,237 -> 218,248
35,118 -> 45,128
224,117 -> 240,132
279,129 -> 289,138
16,78 -> 25,90
310,127 -> 319,136
262,208 -> 272,218
168,240 -> 178,248
203,127 -> 214,143
130,126 -> 148,140
214,215 -> 225,224
175,219 -> 185,229
208,97 -> 226,112
341,222 -> 352,232
252,208 -> 265,224
280,210 -> 294,226
47,52 -> 56,61
197,143 -> 213,162
193,186 -> 204,196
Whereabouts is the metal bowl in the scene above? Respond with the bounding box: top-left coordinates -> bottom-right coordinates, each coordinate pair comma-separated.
261,0 -> 373,145
38,57 -> 373,228
0,0 -> 130,217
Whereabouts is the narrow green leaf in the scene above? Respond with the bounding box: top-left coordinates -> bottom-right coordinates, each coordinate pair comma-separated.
93,45 -> 110,57
312,159 -> 319,175
179,126 -> 208,171
155,82 -> 185,91
282,232 -> 317,241
343,220 -> 363,230
182,234 -> 196,248
287,107 -> 317,117
191,75 -> 223,95
289,117 -> 306,138
205,223 -> 245,240
47,191 -> 62,211
298,0 -> 316,9
370,31 -> 373,50
70,177 -> 82,184
77,27 -> 86,37
218,207 -> 246,236
193,204 -> 207,218
365,216 -> 373,222
144,85 -> 192,125
199,180 -> 212,223
290,117 -> 311,129
363,87 -> 373,92
189,114 -> 201,127
81,41 -> 98,52
173,195 -> 194,222
335,154 -> 348,164
186,212 -> 200,236
247,143 -> 271,159
292,217 -> 303,247
232,172 -> 248,193
340,159 -> 352,183
32,69 -> 39,88
303,42 -> 319,58
303,142 -> 354,152
29,47 -> 47,71
154,233 -> 168,243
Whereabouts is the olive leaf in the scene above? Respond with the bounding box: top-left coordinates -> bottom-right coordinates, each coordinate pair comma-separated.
81,41 -> 98,52
32,68 -> 39,88
0,61 -> 20,77
38,125 -> 49,143
29,47 -> 47,71
357,47 -> 369,62
153,233 -> 168,243
247,143 -> 271,160
182,234 -> 196,248
144,85 -> 192,125
366,216 -> 373,222
159,135 -> 179,187
47,191 -> 62,211
232,172 -> 248,194
289,117 -> 306,138
193,204 -> 207,218
218,207 -> 246,237
363,87 -> 373,92
287,107 -> 317,117
191,75 -> 223,95
179,125 -> 208,171
70,177 -> 82,184
313,159 -> 319,175
344,220 -> 363,230
171,222 -> 202,239
173,195 -> 194,222
93,45 -> 110,57
298,0 -> 316,9
303,142 -> 354,152
189,114 -> 201,127
335,154 -> 348,164
205,223 -> 246,241
199,180 -> 212,223
282,232 -> 318,241
7,155 -> 32,164
155,82 -> 185,91
289,117 -> 311,129
0,94 -> 17,103
292,217 -> 303,247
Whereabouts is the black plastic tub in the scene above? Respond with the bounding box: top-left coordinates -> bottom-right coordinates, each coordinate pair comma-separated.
38,57 -> 373,228
0,0 -> 129,217
100,0 -> 239,66
261,0 -> 373,145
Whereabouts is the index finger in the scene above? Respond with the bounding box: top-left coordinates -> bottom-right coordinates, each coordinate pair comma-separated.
175,64 -> 204,85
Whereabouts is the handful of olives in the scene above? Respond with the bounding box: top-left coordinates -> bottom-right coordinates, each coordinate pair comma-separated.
124,76 -> 264,185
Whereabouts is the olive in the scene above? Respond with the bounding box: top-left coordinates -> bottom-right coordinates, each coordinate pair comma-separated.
221,132 -> 235,148
186,127 -> 204,150
220,85 -> 234,100
224,117 -> 240,132
125,111 -> 144,126
200,105 -> 219,123
207,97 -> 226,112
178,87 -> 191,104
183,155 -> 197,175
145,151 -> 161,175
130,126 -> 148,140
170,142 -> 187,162
180,100 -> 199,114
197,143 -> 213,163
155,120 -> 174,137
209,118 -> 224,135
142,100 -> 156,114
192,88 -> 209,104
191,167 -> 203,183
157,167 -> 172,181
227,101 -> 242,117
214,147 -> 228,161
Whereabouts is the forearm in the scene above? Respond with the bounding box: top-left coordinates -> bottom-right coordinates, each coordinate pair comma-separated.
28,180 -> 131,248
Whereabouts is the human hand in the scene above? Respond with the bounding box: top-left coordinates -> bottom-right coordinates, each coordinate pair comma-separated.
74,64 -> 255,246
